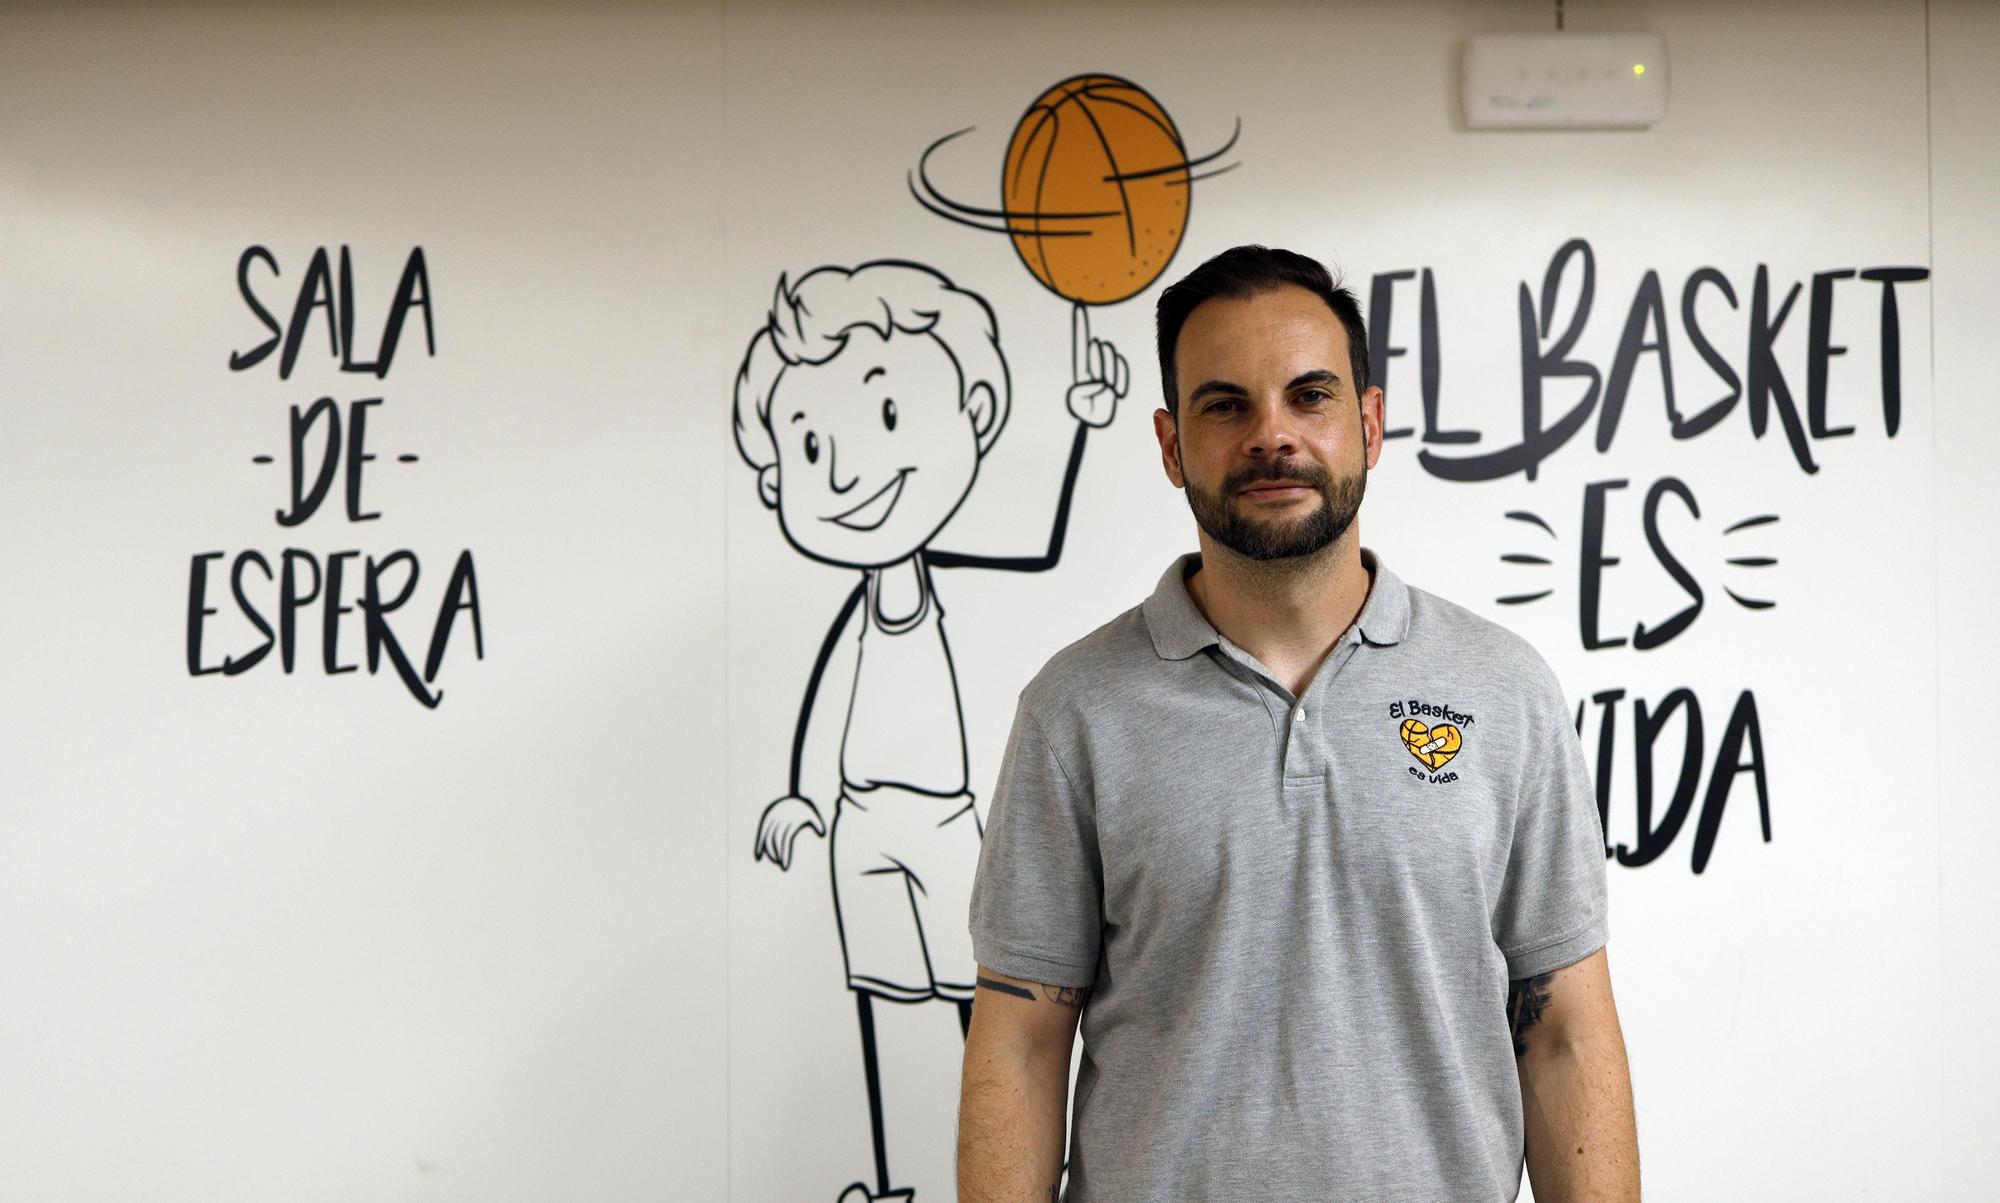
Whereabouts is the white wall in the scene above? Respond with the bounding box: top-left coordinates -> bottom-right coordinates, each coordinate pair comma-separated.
0,8 -> 729,1201
1,2 -> 1992,1201
1929,1 -> 2000,1192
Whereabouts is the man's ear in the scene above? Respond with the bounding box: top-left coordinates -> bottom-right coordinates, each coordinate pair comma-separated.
967,382 -> 1002,455
1153,407 -> 1185,489
1360,385 -> 1385,470
757,464 -> 780,509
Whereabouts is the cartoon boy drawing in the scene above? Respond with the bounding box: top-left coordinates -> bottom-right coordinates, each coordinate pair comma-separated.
733,260 -> 1125,1202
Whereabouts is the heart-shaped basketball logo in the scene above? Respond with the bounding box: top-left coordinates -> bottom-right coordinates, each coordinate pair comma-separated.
1400,718 -> 1462,771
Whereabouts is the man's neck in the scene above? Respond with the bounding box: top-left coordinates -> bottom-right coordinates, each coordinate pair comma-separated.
1184,531 -> 1373,697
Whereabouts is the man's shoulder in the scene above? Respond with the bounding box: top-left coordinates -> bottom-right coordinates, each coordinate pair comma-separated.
1017,601 -> 1156,722
1401,579 -> 1562,689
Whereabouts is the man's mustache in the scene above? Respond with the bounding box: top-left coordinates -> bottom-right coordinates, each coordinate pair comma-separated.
1225,458 -> 1330,492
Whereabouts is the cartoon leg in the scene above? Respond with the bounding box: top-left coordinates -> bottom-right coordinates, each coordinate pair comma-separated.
852,989 -> 911,1202
837,989 -> 937,1202
830,793 -> 927,1200
956,998 -> 973,1038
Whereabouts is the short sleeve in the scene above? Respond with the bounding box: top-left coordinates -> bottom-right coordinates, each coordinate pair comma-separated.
968,699 -> 1103,988
1491,658 -> 1610,980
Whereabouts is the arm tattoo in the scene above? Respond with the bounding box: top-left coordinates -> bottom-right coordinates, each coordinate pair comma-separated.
1040,984 -> 1089,1008
1507,972 -> 1554,1057
976,975 -> 1035,1001
974,976 -> 1090,1007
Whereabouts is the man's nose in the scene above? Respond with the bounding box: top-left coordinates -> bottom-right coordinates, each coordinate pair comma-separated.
1242,399 -> 1299,458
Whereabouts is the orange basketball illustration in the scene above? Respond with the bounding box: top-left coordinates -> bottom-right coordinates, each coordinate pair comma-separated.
1001,75 -> 1190,304
1401,719 -> 1463,771
911,74 -> 1237,306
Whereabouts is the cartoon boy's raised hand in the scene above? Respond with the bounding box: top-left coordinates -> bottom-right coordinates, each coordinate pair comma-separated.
1066,302 -> 1129,428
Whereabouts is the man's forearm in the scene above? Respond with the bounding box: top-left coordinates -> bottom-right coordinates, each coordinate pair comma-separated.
956,1039 -> 1070,1203
1519,1032 -> 1640,1201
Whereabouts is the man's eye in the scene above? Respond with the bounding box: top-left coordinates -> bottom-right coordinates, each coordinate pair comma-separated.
1297,388 -> 1330,405
804,431 -> 820,463
1207,399 -> 1240,414
882,398 -> 897,431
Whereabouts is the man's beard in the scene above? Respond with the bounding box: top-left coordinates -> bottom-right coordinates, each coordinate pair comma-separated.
1184,454 -> 1366,562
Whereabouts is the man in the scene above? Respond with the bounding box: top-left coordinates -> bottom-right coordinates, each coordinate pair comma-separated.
957,245 -> 1638,1202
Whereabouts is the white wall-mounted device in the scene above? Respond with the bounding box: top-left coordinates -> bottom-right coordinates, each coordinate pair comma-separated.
1461,33 -> 1669,129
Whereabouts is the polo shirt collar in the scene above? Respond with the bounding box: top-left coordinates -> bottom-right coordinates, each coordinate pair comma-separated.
1142,547 -> 1411,661
1141,554 -> 1216,660
1352,548 -> 1411,647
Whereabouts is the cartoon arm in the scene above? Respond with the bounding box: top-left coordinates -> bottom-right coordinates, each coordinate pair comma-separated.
927,304 -> 1128,573
752,579 -> 866,870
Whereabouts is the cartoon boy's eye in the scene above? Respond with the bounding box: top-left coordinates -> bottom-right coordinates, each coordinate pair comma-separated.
804,431 -> 820,463
882,398 -> 897,431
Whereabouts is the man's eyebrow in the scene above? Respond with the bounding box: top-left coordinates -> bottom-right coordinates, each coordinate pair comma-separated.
1186,379 -> 1247,406
1187,370 -> 1342,406
863,366 -> 885,383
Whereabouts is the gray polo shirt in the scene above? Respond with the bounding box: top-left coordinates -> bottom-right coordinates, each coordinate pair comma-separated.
969,549 -> 1609,1202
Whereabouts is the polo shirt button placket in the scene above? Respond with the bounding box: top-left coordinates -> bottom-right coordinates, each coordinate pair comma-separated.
1288,703 -> 1318,779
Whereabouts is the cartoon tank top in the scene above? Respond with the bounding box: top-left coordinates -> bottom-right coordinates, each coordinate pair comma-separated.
840,559 -> 970,796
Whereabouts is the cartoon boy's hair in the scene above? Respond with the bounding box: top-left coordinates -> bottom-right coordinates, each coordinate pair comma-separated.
732,260 -> 1011,472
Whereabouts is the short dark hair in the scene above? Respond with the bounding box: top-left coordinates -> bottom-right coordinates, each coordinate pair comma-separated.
1154,245 -> 1369,415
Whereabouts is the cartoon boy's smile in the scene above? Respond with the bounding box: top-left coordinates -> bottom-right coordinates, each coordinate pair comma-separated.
824,468 -> 915,530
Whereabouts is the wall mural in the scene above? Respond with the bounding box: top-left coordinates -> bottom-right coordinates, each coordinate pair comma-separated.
1361,240 -> 1928,871
188,245 -> 485,708
733,75 -> 1236,1203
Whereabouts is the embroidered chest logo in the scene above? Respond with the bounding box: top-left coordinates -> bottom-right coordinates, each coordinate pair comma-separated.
1389,699 -> 1474,785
